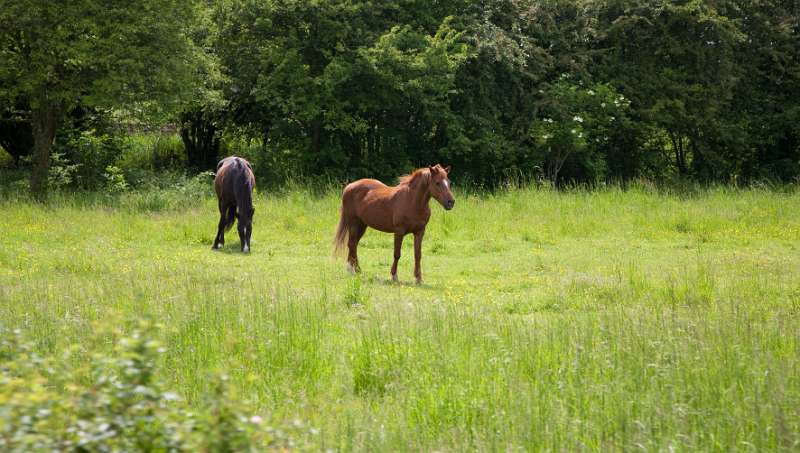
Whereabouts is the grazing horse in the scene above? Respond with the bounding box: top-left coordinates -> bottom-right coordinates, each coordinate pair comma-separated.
334,164 -> 455,284
213,156 -> 255,253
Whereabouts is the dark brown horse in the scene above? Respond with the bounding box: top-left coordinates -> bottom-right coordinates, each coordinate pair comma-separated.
334,164 -> 455,284
213,156 -> 255,253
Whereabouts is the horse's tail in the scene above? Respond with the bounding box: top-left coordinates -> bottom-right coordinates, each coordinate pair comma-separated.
224,205 -> 236,231
333,204 -> 349,255
235,176 -> 254,225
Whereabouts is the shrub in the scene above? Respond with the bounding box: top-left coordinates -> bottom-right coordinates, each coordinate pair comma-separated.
54,128 -> 131,190
0,146 -> 13,168
119,171 -> 215,213
103,165 -> 129,193
219,136 -> 299,190
117,134 -> 187,187
529,78 -> 630,185
47,151 -> 82,190
0,168 -> 28,196
0,325 -> 311,451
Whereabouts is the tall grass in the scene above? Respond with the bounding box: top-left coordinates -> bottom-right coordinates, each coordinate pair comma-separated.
1,186 -> 798,450
120,133 -> 186,172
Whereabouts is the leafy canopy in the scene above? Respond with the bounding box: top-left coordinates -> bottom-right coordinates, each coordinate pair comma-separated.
0,0 -> 206,116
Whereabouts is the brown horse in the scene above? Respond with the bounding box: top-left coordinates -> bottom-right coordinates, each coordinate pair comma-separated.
334,164 -> 455,284
213,156 -> 255,253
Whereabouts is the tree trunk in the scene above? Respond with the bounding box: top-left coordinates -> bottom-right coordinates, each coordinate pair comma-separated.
311,120 -> 321,156
180,109 -> 220,171
29,102 -> 61,199
548,146 -> 571,186
669,132 -> 688,175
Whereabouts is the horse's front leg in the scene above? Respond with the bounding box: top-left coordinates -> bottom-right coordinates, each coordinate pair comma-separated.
238,222 -> 249,253
413,229 -> 425,284
245,224 -> 252,252
391,233 -> 405,282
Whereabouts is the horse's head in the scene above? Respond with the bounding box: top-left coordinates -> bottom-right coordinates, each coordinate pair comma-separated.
428,164 -> 455,210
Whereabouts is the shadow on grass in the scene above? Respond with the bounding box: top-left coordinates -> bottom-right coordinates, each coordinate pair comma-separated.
375,277 -> 437,290
211,245 -> 252,255
332,268 -> 438,290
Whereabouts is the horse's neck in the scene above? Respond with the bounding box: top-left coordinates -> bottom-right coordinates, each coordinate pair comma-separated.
407,180 -> 431,208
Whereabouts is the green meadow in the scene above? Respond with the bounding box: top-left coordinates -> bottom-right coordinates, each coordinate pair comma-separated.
1,185 -> 799,451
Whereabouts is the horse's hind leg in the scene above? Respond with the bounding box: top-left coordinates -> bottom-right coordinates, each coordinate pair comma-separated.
212,203 -> 228,250
347,220 -> 367,274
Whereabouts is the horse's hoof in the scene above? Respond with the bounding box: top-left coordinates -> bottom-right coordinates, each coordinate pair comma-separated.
242,246 -> 250,253
415,278 -> 423,285
391,274 -> 399,283
346,262 -> 356,275
212,244 -> 222,250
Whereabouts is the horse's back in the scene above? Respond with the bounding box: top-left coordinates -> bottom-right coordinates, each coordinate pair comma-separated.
341,178 -> 402,232
343,178 -> 395,203
344,178 -> 385,194
217,156 -> 253,175
215,156 -> 255,201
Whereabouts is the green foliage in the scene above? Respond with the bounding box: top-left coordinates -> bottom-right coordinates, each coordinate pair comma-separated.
4,0 -> 799,189
117,171 -> 215,213
596,0 -> 760,179
0,0 -> 211,196
530,78 -> 630,183
46,152 -> 81,190
103,165 -> 129,193
34,130 -> 191,192
0,146 -> 14,168
208,0 -> 799,186
216,1 -> 472,181
54,128 -> 131,190
0,325 -> 305,452
117,134 -> 187,186
0,0 -> 202,111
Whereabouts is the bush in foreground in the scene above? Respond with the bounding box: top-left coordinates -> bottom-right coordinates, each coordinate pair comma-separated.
0,324 -> 311,452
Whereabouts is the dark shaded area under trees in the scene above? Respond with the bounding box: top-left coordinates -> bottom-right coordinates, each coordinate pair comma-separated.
1,0 -> 798,194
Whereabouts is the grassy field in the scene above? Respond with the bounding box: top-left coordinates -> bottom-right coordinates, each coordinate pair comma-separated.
1,184 -> 799,451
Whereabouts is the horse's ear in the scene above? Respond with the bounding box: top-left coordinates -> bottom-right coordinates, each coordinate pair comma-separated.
429,165 -> 439,175
444,165 -> 451,174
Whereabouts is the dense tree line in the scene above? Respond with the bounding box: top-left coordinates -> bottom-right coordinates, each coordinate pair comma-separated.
1,0 -> 798,195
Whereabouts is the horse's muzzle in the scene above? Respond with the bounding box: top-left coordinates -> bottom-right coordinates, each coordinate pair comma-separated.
444,199 -> 455,210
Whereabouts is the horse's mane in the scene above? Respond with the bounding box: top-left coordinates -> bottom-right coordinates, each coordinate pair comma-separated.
398,168 -> 431,188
